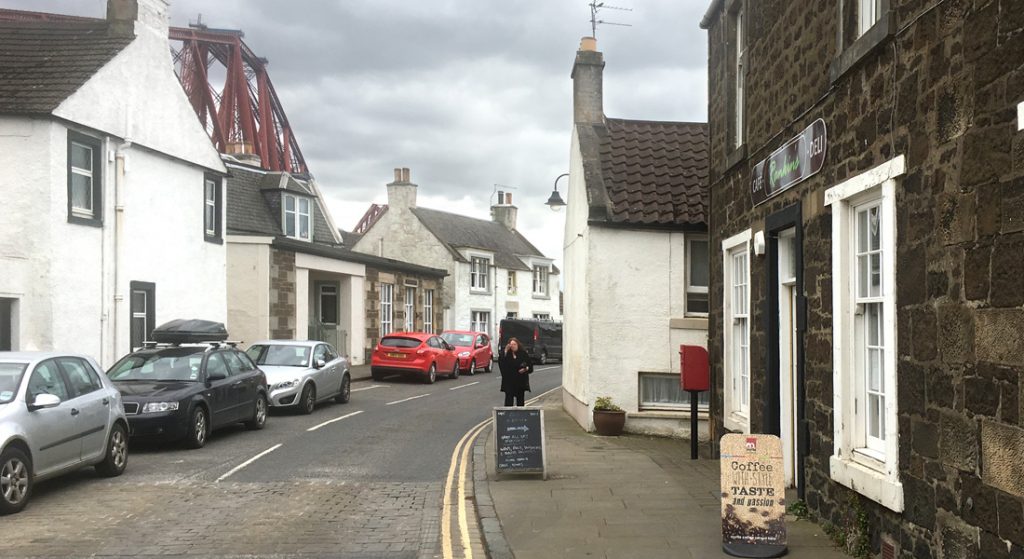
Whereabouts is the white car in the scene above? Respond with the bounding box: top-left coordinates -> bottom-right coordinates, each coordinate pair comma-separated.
0,352 -> 129,515
245,341 -> 351,414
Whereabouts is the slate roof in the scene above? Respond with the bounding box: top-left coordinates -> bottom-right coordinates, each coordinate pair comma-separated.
225,163 -> 336,245
410,207 -> 554,272
0,15 -> 133,115
579,118 -> 708,229
338,229 -> 363,247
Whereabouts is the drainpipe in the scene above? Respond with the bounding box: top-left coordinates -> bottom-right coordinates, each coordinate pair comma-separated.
112,139 -> 131,358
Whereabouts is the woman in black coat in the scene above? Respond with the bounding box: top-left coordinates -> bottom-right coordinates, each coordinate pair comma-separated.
498,337 -> 533,406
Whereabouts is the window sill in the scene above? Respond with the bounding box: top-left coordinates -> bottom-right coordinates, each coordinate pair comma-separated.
469,289 -> 491,295
829,454 -> 903,512
68,214 -> 102,228
670,317 -> 708,330
725,144 -> 747,171
285,235 -> 312,243
531,294 -> 551,300
829,13 -> 893,84
723,411 -> 749,433
204,235 -> 224,245
631,409 -> 709,420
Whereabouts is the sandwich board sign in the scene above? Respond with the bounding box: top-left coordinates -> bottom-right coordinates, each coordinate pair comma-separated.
493,407 -> 546,479
720,433 -> 788,558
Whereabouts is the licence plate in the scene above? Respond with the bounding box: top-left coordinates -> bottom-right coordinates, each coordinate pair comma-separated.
386,352 -> 406,358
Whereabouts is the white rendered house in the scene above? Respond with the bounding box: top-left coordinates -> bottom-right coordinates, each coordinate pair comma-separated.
0,0 -> 228,366
351,168 -> 561,339
562,38 -> 710,438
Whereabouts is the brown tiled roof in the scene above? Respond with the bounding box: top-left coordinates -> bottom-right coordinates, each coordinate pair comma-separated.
0,16 -> 132,115
585,118 -> 708,229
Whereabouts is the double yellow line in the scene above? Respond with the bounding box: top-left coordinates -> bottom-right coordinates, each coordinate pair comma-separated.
440,386 -> 559,559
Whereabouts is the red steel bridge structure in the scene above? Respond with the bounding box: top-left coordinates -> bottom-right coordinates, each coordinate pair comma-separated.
169,23 -> 308,174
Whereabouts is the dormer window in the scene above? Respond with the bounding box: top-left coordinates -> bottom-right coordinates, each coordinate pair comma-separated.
284,193 -> 312,241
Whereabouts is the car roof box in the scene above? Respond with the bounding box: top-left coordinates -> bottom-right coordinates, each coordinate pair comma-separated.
151,319 -> 229,344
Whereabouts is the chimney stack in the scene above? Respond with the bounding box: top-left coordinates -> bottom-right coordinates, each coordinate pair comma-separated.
491,190 -> 518,230
386,167 -> 418,209
106,0 -> 170,38
571,36 -> 604,125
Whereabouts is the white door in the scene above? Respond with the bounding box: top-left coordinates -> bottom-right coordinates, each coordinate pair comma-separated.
777,229 -> 799,487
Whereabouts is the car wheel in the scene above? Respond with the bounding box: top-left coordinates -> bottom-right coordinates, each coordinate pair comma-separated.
469,360 -> 477,376
424,363 -> 436,384
335,374 -> 351,404
484,358 -> 492,373
245,393 -> 268,430
539,351 -> 548,365
95,423 -> 128,477
300,384 -> 316,415
0,446 -> 31,515
184,406 -> 208,449
450,361 -> 459,380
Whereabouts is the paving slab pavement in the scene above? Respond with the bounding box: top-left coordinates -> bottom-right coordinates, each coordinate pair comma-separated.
475,391 -> 849,559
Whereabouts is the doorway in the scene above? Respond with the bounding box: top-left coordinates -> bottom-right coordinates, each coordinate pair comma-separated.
0,298 -> 14,351
763,203 -> 805,497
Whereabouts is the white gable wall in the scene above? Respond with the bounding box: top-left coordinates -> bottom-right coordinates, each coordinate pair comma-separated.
562,127 -> 593,426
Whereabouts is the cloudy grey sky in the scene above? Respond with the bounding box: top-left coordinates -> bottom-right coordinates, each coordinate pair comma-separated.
8,0 -> 709,269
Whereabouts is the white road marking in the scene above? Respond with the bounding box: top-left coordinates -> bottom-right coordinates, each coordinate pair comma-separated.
532,365 -> 559,372
307,410 -> 364,432
216,444 -> 282,482
351,384 -> 388,392
449,382 -> 479,391
385,393 -> 431,406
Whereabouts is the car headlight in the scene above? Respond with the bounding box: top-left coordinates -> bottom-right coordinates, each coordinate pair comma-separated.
458,351 -> 471,357
273,379 -> 300,390
141,401 -> 179,413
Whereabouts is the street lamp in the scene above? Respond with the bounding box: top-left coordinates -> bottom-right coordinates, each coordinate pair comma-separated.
546,173 -> 568,211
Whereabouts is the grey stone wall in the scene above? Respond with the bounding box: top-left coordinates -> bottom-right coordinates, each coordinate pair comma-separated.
269,248 -> 296,339
706,1 -> 1024,557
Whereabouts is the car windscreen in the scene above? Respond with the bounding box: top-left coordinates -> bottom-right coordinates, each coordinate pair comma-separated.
440,333 -> 474,346
379,337 -> 421,348
0,363 -> 27,404
246,345 -> 310,367
108,349 -> 205,382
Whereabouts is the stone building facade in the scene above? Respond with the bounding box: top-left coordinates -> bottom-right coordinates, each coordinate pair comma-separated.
362,268 -> 444,362
702,0 -> 1024,557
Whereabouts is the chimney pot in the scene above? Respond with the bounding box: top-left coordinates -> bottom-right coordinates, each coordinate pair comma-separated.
506,193 -> 513,205
402,167 -> 410,182
579,36 -> 597,52
394,168 -> 402,182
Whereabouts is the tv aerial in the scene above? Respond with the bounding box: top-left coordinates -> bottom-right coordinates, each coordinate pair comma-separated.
589,1 -> 632,38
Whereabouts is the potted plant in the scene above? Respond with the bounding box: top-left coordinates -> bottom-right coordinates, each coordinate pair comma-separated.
592,396 -> 626,436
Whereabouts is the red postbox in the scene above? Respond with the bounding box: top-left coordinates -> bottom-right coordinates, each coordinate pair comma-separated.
679,344 -> 709,392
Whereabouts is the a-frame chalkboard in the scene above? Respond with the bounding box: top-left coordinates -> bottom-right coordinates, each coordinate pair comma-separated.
493,407 -> 546,479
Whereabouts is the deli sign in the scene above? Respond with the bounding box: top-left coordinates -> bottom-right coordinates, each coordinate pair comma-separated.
751,119 -> 827,206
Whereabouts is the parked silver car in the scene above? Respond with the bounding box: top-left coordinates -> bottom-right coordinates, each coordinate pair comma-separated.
245,341 -> 351,414
0,352 -> 129,515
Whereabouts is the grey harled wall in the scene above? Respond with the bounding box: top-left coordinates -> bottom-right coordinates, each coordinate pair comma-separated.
706,1 -> 1024,557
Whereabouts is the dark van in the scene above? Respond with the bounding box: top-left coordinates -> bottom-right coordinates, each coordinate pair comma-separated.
498,319 -> 562,365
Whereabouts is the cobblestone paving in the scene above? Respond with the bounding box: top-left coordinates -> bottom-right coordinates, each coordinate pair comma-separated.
2,475 -> 442,559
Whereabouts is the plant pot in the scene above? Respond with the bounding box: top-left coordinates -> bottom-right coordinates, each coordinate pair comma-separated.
593,410 -> 626,436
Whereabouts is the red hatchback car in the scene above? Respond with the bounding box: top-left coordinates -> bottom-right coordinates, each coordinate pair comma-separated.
371,333 -> 459,384
440,330 -> 493,375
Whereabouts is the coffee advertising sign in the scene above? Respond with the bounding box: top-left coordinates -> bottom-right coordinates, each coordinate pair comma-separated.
720,434 -> 787,558
750,119 -> 827,206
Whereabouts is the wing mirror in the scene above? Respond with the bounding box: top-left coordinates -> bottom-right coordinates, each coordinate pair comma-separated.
28,393 -> 61,411
314,358 -> 327,369
207,371 -> 227,382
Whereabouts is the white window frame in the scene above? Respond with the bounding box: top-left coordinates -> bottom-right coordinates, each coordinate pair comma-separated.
70,141 -> 95,218
380,283 -> 394,336
825,155 -> 904,513
532,265 -> 550,297
404,286 -> 416,331
423,289 -> 433,333
858,0 -> 882,37
283,193 -> 312,241
204,177 -> 218,238
507,271 -> 518,295
733,5 -> 745,149
686,235 -> 710,316
639,372 -> 710,412
471,310 -> 491,335
469,256 -> 490,292
722,229 -> 751,433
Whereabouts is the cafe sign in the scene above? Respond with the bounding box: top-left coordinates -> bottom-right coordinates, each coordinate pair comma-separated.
720,434 -> 787,557
751,119 -> 827,206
